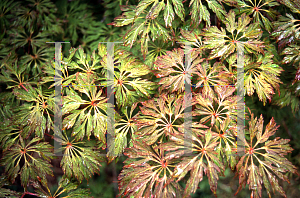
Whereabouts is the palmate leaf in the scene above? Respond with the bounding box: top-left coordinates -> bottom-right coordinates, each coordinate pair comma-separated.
210,116 -> 238,169
0,137 -> 54,187
101,49 -> 156,107
0,56 -> 37,90
13,85 -> 54,138
62,83 -> 108,142
58,132 -> 103,182
107,103 -> 139,159
272,13 -> 300,49
178,28 -> 204,55
281,44 -> 300,65
234,0 -> 279,32
203,10 -> 264,60
118,141 -> 184,198
135,0 -> 185,27
136,94 -> 208,145
193,86 -> 237,127
235,111 -> 298,198
165,131 -> 225,196
153,48 -> 202,93
194,61 -> 231,97
189,0 -> 226,26
109,5 -> 171,58
279,0 -> 300,14
244,52 -> 283,104
66,45 -> 102,83
272,82 -> 300,112
31,176 -> 91,198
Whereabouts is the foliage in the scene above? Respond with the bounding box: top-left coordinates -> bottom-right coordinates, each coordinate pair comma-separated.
0,0 -> 300,198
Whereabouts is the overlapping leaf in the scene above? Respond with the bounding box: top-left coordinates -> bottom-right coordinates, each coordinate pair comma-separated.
118,141 -> 184,197
136,94 -> 208,145
165,131 -> 224,196
154,48 -> 202,93
244,52 -> 283,104
234,0 -> 279,32
203,10 -> 264,59
235,111 -> 298,198
193,86 -> 237,127
62,82 -> 108,142
0,137 -> 54,187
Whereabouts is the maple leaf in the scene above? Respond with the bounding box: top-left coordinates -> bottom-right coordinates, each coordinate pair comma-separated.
234,0 -> 279,32
107,103 -> 139,159
135,0 -> 184,27
244,52 -> 283,104
109,5 -> 171,58
193,86 -> 237,127
12,85 -> 54,138
164,131 -> 225,196
209,116 -> 238,169
136,94 -> 208,145
178,28 -> 204,55
118,141 -> 184,198
101,49 -> 156,107
272,13 -> 300,49
0,136 -> 54,188
281,44 -> 300,65
189,0 -> 226,26
235,111 -> 298,198
58,131 -> 103,182
194,61 -> 230,97
154,48 -> 202,93
62,82 -> 109,142
31,176 -> 91,198
0,57 -> 37,90
203,10 -> 264,60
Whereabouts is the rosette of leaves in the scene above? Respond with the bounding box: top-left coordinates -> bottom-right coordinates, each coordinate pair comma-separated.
31,176 -> 91,198
65,45 -> 103,84
12,85 -> 54,139
109,5 -> 171,58
235,111 -> 298,198
56,131 -> 103,182
210,116 -> 238,169
0,56 -> 38,91
101,48 -> 156,107
194,61 -> 231,97
203,10 -> 264,60
56,0 -> 97,45
136,94 -> 208,145
153,48 -> 202,93
0,137 -> 54,188
62,77 -> 109,142
164,130 -> 224,196
244,52 -> 283,104
233,0 -> 279,32
193,86 -> 237,127
118,141 -> 184,198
